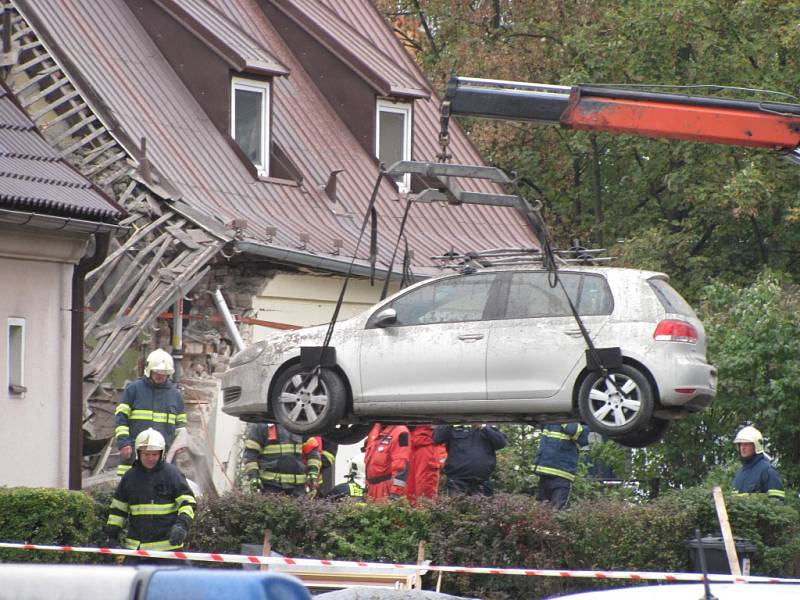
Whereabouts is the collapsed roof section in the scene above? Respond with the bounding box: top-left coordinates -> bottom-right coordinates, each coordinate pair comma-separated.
0,81 -> 123,229
16,0 -> 537,277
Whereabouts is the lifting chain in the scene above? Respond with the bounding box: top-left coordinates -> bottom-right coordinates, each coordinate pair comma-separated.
436,99 -> 452,163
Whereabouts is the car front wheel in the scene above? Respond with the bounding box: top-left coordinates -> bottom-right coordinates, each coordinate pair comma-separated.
578,364 -> 654,438
272,364 -> 347,435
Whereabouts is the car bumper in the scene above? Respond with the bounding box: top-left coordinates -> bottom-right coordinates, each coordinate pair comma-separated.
220,361 -> 280,420
654,352 -> 717,408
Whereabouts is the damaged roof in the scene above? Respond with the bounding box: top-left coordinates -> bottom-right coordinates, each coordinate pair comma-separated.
17,0 -> 537,275
0,82 -> 123,223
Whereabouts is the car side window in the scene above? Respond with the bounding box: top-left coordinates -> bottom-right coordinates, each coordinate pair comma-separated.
504,272 -> 612,318
383,273 -> 497,326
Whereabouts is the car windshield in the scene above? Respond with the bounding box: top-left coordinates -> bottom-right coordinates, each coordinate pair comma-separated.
648,278 -> 697,318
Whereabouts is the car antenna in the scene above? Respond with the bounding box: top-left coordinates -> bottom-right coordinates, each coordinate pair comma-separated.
694,528 -> 718,600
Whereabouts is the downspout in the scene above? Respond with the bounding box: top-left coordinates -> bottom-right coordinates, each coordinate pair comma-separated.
69,233 -> 110,490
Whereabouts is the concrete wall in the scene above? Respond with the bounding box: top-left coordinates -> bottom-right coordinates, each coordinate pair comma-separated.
0,224 -> 87,488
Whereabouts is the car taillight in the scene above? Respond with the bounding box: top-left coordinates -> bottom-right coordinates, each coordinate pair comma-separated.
653,319 -> 698,343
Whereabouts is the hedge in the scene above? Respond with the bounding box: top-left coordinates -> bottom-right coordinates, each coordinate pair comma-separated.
1,485 -> 798,599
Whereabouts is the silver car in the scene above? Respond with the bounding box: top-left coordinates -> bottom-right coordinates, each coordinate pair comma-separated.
221,266 -> 717,447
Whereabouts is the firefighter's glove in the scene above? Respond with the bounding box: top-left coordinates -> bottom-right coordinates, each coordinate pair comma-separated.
104,526 -> 121,548
248,478 -> 262,493
168,523 -> 188,547
305,483 -> 317,498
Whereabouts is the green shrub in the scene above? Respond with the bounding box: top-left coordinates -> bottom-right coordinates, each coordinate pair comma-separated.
3,484 -> 799,598
0,487 -> 98,563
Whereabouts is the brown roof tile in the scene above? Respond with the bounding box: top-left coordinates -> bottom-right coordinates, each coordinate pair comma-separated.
156,0 -> 289,76
0,85 -> 123,222
23,0 -> 536,274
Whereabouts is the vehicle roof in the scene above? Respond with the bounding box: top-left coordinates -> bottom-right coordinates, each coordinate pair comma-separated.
447,263 -> 669,281
556,582 -> 800,599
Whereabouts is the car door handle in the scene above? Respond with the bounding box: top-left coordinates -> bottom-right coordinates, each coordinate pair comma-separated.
457,333 -> 485,341
565,329 -> 587,337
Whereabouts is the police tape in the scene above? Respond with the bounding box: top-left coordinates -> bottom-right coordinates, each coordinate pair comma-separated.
2,542 -> 800,584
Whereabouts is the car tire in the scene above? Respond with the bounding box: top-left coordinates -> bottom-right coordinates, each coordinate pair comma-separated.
272,364 -> 347,435
578,364 -> 654,438
613,418 -> 669,448
323,423 -> 374,445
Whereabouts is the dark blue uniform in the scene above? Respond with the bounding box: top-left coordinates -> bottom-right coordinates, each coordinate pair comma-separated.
433,425 -> 507,496
533,423 -> 589,509
733,453 -> 785,500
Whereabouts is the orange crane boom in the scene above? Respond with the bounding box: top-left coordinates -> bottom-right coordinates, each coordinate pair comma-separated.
444,77 -> 800,157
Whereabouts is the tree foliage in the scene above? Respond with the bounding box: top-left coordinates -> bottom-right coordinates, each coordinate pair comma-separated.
375,0 -> 800,493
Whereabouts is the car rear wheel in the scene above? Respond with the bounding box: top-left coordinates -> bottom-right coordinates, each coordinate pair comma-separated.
272,364 -> 347,435
578,364 -> 654,438
323,423 -> 373,445
613,417 -> 669,448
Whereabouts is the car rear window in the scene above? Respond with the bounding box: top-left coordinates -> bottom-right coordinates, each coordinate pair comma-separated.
648,278 -> 697,317
504,272 -> 613,318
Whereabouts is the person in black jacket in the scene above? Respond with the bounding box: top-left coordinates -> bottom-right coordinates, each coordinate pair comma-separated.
105,428 -> 196,564
433,424 -> 507,496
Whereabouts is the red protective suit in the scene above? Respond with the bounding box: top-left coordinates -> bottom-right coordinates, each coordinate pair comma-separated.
405,426 -> 446,504
364,423 -> 410,502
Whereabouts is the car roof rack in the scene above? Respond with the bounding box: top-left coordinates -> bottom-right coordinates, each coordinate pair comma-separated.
432,245 -> 612,271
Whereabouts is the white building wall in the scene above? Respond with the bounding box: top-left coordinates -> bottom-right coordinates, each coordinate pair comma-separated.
0,225 -> 87,488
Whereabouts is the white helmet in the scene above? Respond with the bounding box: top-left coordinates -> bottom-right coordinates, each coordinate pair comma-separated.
135,428 -> 166,453
144,349 -> 174,377
734,426 -> 764,454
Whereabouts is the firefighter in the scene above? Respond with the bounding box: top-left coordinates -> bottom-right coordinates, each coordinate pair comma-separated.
363,422 -> 410,502
114,349 -> 187,476
105,428 -> 196,563
405,425 -> 446,505
243,423 -> 320,496
433,424 -> 507,496
532,422 -> 589,510
325,462 -> 366,501
319,436 -> 338,496
732,425 -> 785,500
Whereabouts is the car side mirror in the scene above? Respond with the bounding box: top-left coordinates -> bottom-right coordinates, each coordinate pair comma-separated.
372,307 -> 397,328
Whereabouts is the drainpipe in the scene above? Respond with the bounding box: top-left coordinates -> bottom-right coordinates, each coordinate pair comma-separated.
212,288 -> 244,353
172,297 -> 183,383
69,233 -> 110,490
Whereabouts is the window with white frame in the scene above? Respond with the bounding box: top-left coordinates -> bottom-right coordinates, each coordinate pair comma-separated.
8,317 -> 25,395
376,99 -> 412,192
231,77 -> 270,175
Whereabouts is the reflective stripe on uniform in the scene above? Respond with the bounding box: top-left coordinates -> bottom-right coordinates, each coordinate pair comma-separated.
129,409 -> 177,424
244,440 -> 261,451
176,414 -> 187,425
322,450 -> 336,465
260,443 -> 303,455
124,538 -> 183,551
533,465 -> 576,481
541,430 -> 575,442
117,464 -> 132,476
349,483 -> 364,497
111,498 -> 129,513
115,426 -> 130,438
115,404 -> 131,416
768,489 -> 786,499
129,502 -> 177,516
260,471 -> 306,484
106,514 -> 125,527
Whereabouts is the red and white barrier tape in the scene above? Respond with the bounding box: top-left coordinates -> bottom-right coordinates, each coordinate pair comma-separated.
2,542 -> 799,584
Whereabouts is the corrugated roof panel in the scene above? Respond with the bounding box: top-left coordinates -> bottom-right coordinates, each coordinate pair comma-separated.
24,0 -> 535,273
268,0 -> 427,98
160,0 -> 289,75
0,92 -> 121,221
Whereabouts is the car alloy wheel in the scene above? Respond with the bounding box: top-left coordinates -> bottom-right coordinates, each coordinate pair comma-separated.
272,364 -> 346,435
578,364 -> 654,438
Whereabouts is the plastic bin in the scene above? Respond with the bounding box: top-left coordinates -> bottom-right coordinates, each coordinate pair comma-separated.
686,536 -> 757,574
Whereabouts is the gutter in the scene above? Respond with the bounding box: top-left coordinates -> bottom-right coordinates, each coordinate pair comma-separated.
69,233 -> 110,490
0,208 -> 126,235
235,240 -> 430,282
